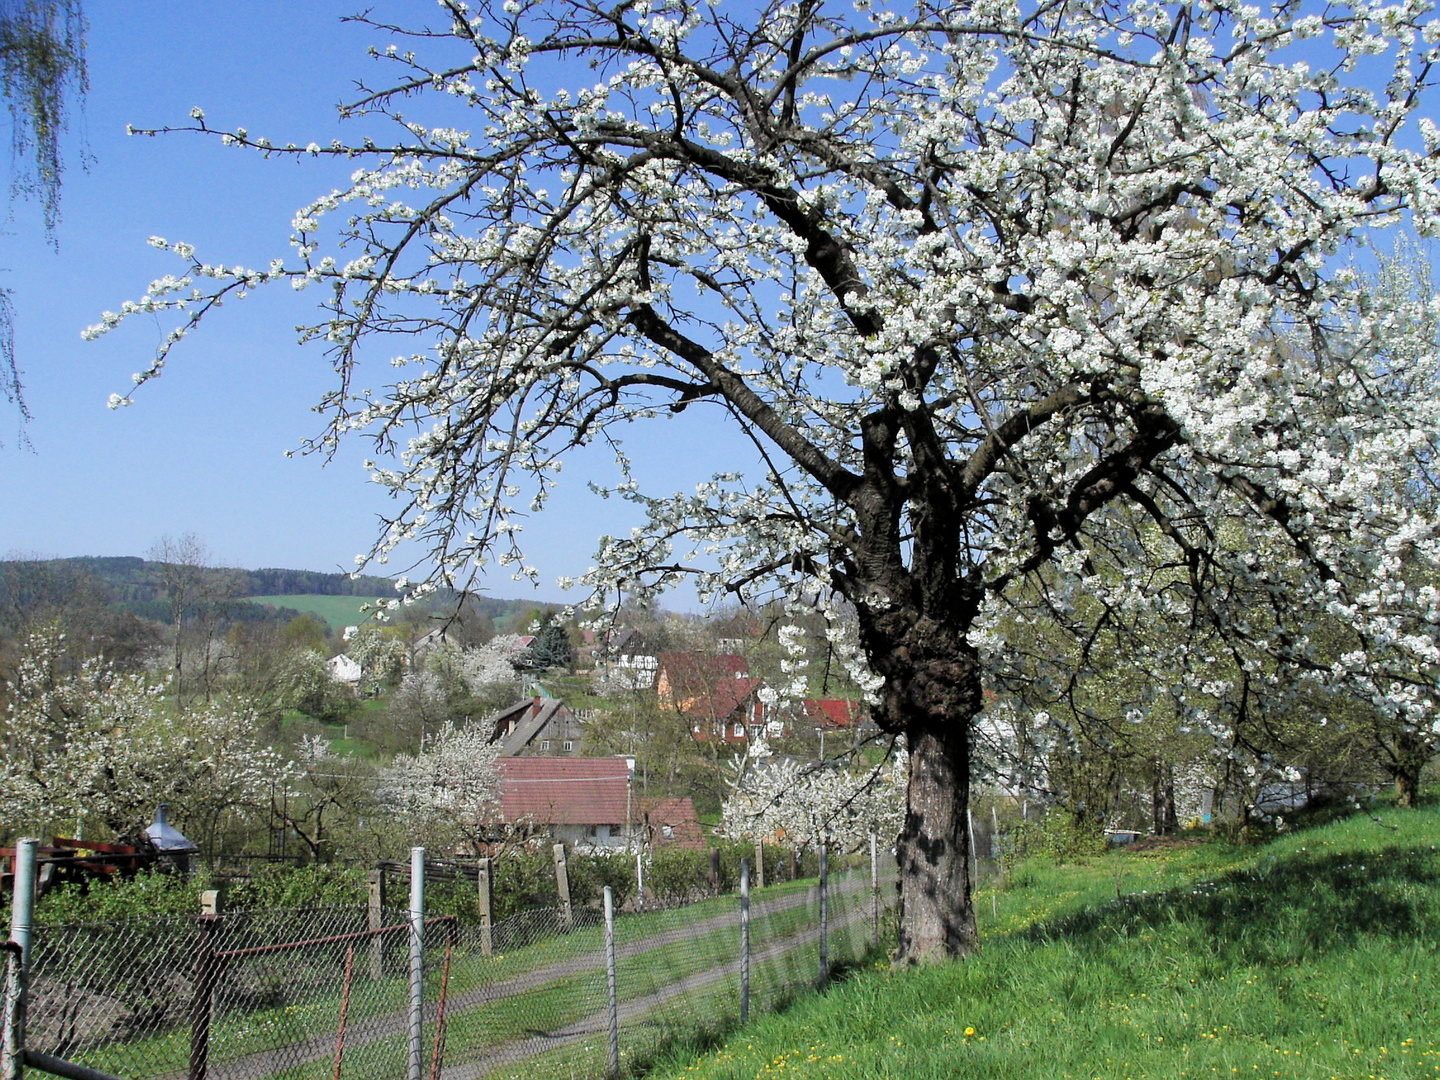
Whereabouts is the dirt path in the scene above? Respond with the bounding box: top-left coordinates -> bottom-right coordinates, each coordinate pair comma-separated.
192,874 -> 886,1080
438,885 -> 888,1080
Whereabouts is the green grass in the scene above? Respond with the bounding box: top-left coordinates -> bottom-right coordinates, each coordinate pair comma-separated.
56,807 -> 1440,1080
641,806 -> 1440,1080
56,873 -> 873,1080
249,594 -> 390,629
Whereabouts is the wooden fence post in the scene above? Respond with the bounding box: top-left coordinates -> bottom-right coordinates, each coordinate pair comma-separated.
870,833 -> 879,943
553,844 -> 573,930
817,844 -> 829,987
188,913 -> 221,1080
477,858 -> 493,956
753,840 -> 765,889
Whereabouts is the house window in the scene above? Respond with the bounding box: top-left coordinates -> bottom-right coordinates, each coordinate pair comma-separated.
541,740 -> 551,750
661,824 -> 675,840
733,722 -> 745,738
562,740 -> 574,752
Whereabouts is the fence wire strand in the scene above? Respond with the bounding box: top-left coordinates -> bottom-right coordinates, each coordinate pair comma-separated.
25,854 -> 896,1080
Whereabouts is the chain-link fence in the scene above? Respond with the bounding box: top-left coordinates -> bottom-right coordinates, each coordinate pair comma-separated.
14,851 -> 896,1080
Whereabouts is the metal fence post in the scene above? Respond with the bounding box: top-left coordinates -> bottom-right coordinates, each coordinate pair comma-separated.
870,833 -> 879,943
3,838 -> 37,1080
407,847 -> 425,1080
188,911 -> 221,1080
603,887 -> 619,1078
553,845 -> 573,930
476,858 -> 493,957
818,844 -> 829,987
739,858 -> 750,1026
967,807 -> 978,885
368,868 -> 387,980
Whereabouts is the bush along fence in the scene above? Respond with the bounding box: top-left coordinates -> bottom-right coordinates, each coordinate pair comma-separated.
3,838 -> 897,1080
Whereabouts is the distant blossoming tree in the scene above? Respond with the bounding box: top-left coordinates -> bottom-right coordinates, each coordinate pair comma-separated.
722,738 -> 905,852
94,0 -> 1440,961
0,625 -> 291,849
381,721 -> 501,851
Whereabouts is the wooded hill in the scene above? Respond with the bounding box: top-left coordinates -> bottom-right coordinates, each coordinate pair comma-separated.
0,555 -> 542,630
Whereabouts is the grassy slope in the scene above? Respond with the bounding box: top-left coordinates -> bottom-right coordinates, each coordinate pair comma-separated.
644,806 -> 1440,1080
248,594 -> 388,629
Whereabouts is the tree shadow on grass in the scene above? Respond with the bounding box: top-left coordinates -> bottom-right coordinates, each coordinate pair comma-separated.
1017,845 -> 1440,965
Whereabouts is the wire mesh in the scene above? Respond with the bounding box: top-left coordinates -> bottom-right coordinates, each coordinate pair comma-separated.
439,854 -> 897,1080
22,853 -> 896,1080
202,906 -> 421,1080
29,910 -> 195,1079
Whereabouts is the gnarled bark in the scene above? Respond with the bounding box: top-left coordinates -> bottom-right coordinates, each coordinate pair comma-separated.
862,610 -> 984,964
896,718 -> 978,962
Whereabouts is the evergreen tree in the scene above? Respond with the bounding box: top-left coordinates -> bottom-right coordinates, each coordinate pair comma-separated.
531,620 -> 574,673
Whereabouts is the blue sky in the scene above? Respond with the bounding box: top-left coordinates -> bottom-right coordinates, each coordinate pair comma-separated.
0,3 -> 729,605
2,5 -> 1430,609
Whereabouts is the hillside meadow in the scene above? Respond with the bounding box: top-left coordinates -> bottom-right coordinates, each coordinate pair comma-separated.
636,803 -> 1440,1080
248,594 -> 389,629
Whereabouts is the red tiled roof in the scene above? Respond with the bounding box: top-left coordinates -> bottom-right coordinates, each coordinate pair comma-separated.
660,652 -> 748,692
639,796 -> 705,849
800,699 -> 862,727
685,676 -> 761,721
497,757 -> 632,826
659,652 -> 761,719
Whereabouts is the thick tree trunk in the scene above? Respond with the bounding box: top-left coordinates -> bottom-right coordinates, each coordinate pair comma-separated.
1151,760 -> 1177,835
846,503 -> 984,964
895,718 -> 977,962
1394,730 -> 1426,809
1396,771 -> 1419,808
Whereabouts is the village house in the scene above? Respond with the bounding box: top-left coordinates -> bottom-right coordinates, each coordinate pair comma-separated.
592,626 -> 661,691
637,796 -> 705,850
324,652 -> 362,686
656,652 -> 766,743
490,696 -> 587,756
493,757 -> 705,853
497,756 -> 635,849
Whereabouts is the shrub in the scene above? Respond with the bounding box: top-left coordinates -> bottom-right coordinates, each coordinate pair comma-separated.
647,846 -> 711,903
490,847 -> 559,920
567,851 -> 636,910
225,863 -> 366,910
31,870 -> 207,926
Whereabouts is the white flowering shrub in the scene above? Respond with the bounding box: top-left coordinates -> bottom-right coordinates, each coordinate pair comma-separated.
0,626 -> 293,849
455,634 -> 529,693
721,739 -> 905,852
380,721 -> 500,850
345,624 -> 408,691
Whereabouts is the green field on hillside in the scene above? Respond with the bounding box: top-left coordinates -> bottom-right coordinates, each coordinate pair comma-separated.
637,803 -> 1440,1080
248,594 -> 389,629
